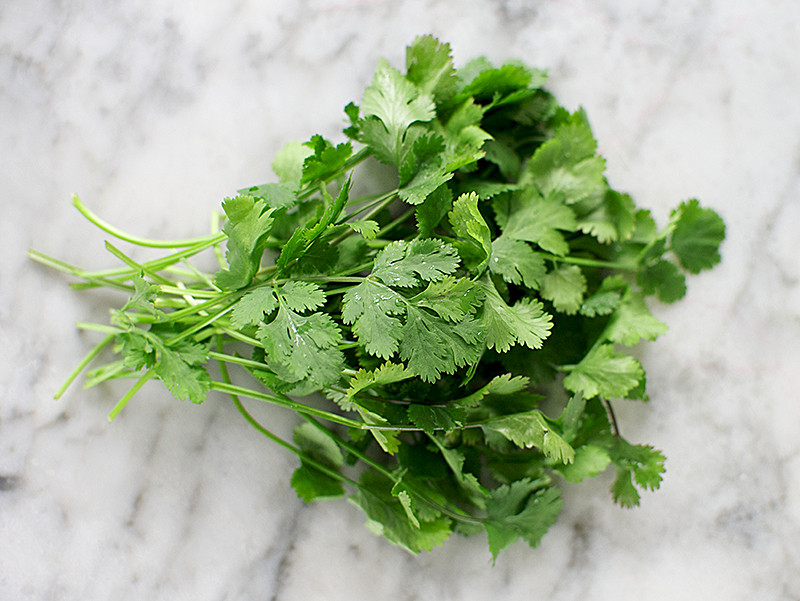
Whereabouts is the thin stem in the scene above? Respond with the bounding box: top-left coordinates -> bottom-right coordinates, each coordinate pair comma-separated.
108,369 -> 155,422
534,251 -> 635,271
73,195 -> 226,249
208,380 -> 366,429
600,397 -> 620,437
54,334 -> 114,399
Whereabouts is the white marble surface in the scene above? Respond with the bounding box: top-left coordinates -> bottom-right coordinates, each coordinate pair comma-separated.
2,1 -> 800,599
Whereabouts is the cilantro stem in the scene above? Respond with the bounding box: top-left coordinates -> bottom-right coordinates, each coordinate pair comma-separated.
213,338 -> 359,488
535,251 -> 635,271
208,380 -> 366,429
54,334 -> 114,399
73,195 -> 225,249
108,369 -> 154,422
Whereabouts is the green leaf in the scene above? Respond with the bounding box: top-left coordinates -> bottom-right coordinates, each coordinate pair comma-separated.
611,468 -> 641,508
429,436 -> 489,508
526,109 -> 607,205
342,280 -> 405,360
637,259 -> 687,303
556,445 -> 611,483
541,264 -> 587,315
407,405 -> 464,435
350,469 -> 451,554
257,286 -> 344,388
452,373 -> 531,408
290,422 -> 345,502
272,140 -> 313,190
488,235 -> 546,289
153,341 -> 211,404
230,287 -> 278,328
405,35 -> 458,102
372,239 -> 461,287
415,184 -> 452,237
399,307 -> 483,382
481,277 -> 553,353
215,195 -> 275,290
448,192 -> 492,270
605,292 -> 668,346
397,163 -> 454,206
483,410 -> 575,464
670,199 -> 726,273
576,190 -> 636,243
562,344 -> 644,400
410,276 -> 483,322
484,480 -> 562,561
495,188 -> 577,256
301,135 -> 353,185
345,362 -> 413,405
360,59 -> 436,165
347,219 -> 380,240
279,281 -> 327,312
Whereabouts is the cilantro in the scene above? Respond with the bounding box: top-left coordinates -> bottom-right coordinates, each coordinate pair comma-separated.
38,36 -> 725,560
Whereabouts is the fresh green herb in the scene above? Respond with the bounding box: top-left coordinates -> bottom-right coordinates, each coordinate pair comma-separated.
30,36 -> 725,560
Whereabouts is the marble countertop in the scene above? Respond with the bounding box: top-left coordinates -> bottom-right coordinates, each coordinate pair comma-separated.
2,1 -> 799,599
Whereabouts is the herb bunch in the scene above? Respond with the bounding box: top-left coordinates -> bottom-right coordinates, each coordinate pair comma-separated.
31,36 -> 725,559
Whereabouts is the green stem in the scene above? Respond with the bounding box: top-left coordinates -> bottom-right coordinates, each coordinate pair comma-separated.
73,195 -> 226,249
535,251 -> 635,271
54,334 -> 114,399
208,380 -> 366,429
108,369 -> 155,422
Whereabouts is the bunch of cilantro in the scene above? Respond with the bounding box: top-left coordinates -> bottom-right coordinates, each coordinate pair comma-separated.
31,36 -> 725,559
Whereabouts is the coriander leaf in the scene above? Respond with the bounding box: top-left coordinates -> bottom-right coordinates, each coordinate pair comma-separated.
360,59 -> 436,165
562,344 -> 644,400
580,289 -> 622,317
215,195 -> 275,290
372,239 -> 460,286
272,141 -> 314,190
637,259 -> 687,303
347,219 -> 380,240
483,410 -> 575,464
240,183 -> 297,210
342,280 -> 405,359
346,363 -> 413,405
576,189 -> 636,243
526,109 -> 607,205
489,235 -> 546,289
121,275 -> 162,316
301,135 -> 353,185
448,192 -> 492,270
410,276 -> 483,322
541,264 -> 587,315
605,291 -> 668,346
415,184 -> 452,237
608,440 -> 666,492
350,469 -> 451,553
397,163 -> 454,206
275,176 -> 351,274
556,445 -> 611,483
405,35 -> 458,102
484,480 -> 562,561
154,342 -> 211,404
495,187 -> 577,256
452,373 -> 531,408
611,468 -> 641,508
290,422 -> 345,502
669,199 -> 726,273
279,281 -> 327,312
399,307 -> 483,382
481,277 -> 553,353
230,287 -> 278,328
407,405 -> 464,435
429,436 -> 489,508
257,285 -> 344,388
